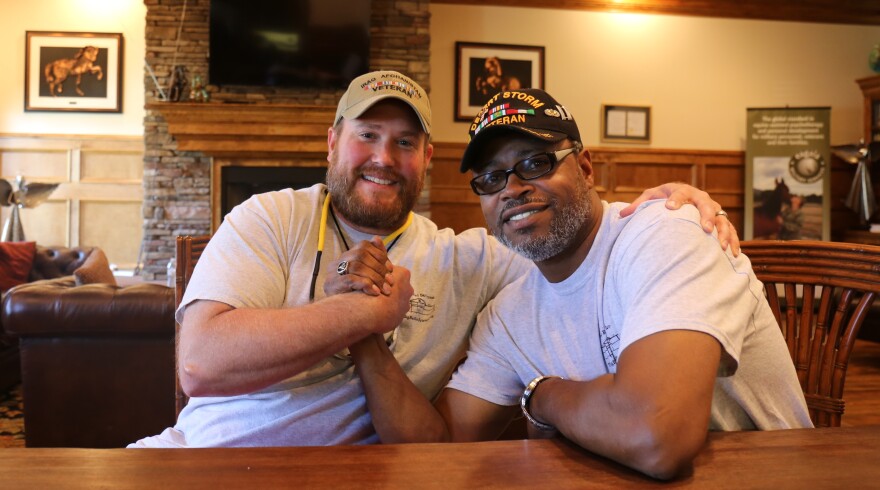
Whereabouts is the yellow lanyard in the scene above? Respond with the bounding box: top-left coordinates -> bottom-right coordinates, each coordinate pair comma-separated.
309,193 -> 412,300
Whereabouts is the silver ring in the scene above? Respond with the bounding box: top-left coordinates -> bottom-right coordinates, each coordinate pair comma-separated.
715,210 -> 728,218
336,260 -> 349,275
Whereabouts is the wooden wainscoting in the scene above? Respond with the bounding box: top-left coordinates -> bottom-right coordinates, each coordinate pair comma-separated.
0,134 -> 144,269
430,142 -> 745,234
431,142 -> 861,239
430,142 -> 490,233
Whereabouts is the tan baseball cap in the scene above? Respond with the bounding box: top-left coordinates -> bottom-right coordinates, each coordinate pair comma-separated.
334,71 -> 431,135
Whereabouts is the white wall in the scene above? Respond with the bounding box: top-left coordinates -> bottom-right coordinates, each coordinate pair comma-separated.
4,2 -> 878,147
430,5 -> 880,149
0,0 -> 146,135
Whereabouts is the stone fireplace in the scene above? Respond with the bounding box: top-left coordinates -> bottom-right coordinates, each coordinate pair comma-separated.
149,103 -> 338,230
142,0 -> 431,280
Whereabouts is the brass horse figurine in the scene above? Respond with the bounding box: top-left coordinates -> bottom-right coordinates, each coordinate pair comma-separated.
44,46 -> 103,97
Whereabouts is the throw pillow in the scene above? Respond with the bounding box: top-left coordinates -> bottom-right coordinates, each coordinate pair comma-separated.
73,248 -> 118,286
0,241 -> 37,293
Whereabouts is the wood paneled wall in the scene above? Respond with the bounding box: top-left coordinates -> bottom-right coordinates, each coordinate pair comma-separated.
0,134 -> 144,269
430,141 -> 860,238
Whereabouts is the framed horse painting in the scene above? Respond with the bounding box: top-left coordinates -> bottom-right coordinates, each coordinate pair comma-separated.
25,31 -> 123,113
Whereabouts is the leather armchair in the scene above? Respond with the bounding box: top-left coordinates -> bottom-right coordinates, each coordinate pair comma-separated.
0,245 -> 94,392
2,275 -> 176,448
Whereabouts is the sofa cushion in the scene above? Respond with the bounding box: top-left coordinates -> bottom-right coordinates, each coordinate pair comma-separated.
73,248 -> 117,286
2,277 -> 174,336
0,241 -> 36,292
30,246 -> 93,281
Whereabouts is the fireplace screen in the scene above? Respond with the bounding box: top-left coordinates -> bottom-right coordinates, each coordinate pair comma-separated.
221,166 -> 327,218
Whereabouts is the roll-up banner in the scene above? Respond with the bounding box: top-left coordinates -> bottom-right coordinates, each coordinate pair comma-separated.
745,107 -> 831,240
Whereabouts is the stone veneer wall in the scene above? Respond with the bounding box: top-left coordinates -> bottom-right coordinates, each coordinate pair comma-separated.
142,0 -> 431,279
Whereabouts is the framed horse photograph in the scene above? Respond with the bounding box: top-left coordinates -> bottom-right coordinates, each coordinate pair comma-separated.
25,31 -> 123,113
454,42 -> 545,122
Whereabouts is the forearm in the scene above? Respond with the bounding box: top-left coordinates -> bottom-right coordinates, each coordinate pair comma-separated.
350,334 -> 450,443
529,376 -> 708,480
179,293 -> 396,397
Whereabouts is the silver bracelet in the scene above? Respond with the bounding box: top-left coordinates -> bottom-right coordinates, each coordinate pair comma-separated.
520,375 -> 562,431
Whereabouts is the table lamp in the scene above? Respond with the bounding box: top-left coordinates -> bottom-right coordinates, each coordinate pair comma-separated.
831,140 -> 880,227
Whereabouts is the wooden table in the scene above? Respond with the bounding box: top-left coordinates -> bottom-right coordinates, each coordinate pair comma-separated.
2,426 -> 878,488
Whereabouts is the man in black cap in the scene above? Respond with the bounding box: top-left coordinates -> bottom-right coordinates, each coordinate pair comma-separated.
350,88 -> 811,480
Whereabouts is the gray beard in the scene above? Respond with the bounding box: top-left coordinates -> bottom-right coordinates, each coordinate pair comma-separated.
326,151 -> 423,231
493,177 -> 592,262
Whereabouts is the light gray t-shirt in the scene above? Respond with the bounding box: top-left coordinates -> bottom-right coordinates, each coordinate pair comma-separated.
448,200 -> 813,430
161,184 -> 531,447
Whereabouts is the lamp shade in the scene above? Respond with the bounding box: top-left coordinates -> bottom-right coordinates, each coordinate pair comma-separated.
832,141 -> 880,225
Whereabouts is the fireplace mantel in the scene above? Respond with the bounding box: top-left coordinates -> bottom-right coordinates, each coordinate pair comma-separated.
147,102 -> 337,230
145,102 -> 335,159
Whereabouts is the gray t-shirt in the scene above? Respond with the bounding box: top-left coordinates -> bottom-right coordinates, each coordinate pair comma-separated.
448,200 -> 813,430
166,184 -> 531,446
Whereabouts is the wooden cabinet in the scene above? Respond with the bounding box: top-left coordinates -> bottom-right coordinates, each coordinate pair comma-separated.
857,74 -> 880,144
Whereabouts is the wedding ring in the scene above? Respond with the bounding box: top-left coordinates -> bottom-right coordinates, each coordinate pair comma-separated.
715,210 -> 728,218
337,260 -> 349,275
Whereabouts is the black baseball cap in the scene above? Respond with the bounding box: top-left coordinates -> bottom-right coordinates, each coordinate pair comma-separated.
460,88 -> 581,172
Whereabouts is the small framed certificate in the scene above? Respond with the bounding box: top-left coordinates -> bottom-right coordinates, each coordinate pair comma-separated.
601,104 -> 651,144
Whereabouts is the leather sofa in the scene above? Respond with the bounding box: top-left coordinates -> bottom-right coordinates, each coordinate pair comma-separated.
1,257 -> 176,448
0,245 -> 95,392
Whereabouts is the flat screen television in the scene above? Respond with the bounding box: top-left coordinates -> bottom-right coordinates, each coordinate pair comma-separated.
209,0 -> 370,89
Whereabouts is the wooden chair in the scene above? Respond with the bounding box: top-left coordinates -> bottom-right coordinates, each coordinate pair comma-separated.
174,235 -> 211,416
741,239 -> 880,427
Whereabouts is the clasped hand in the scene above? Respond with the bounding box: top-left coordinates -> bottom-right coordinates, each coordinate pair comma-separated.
323,236 -> 413,336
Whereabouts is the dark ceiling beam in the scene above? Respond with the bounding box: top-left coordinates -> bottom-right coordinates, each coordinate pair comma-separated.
431,1 -> 880,26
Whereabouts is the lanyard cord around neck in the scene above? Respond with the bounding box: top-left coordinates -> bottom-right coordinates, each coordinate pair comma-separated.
309,192 -> 413,300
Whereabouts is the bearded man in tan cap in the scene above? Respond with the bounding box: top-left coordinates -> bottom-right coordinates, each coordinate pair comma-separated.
130,71 -> 733,448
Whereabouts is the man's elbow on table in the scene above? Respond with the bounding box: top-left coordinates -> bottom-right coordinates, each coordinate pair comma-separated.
620,412 -> 708,480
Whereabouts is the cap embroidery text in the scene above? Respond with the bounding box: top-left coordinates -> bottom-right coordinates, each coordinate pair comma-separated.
362,79 -> 420,99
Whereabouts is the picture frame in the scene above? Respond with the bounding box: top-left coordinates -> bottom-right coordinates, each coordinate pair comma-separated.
455,42 -> 545,122
600,104 -> 651,144
25,31 -> 124,113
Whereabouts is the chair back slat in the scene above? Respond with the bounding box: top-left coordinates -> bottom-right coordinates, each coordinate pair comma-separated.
830,292 -> 874,400
741,239 -> 880,427
784,283 -> 798,360
765,283 -> 783,330
174,235 -> 212,417
796,283 -> 815,378
804,287 -> 832,401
